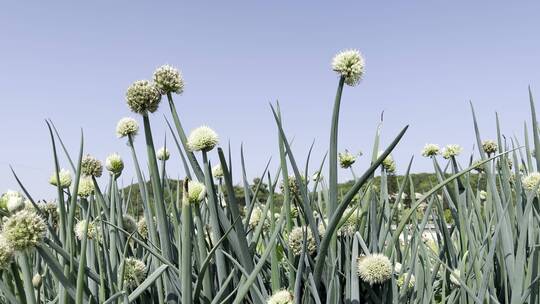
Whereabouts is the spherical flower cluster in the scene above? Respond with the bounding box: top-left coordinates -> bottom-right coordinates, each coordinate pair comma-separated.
280,175 -> 304,197
77,178 -> 95,198
248,206 -> 270,230
357,254 -> 393,285
153,65 -> 184,94
421,144 -> 440,157
2,210 -> 46,251
126,80 -> 161,114
157,147 -> 170,161
482,140 -> 498,155
288,226 -> 316,256
116,117 -> 139,138
187,126 -> 219,152
122,258 -> 146,289
212,164 -> 224,179
522,172 -> 540,192
0,236 -> 14,269
122,215 -> 138,234
396,272 -> 416,289
450,269 -> 461,286
479,190 -> 488,201
33,202 -> 59,224
4,190 -> 25,214
32,274 -> 42,289
49,169 -> 72,188
332,49 -> 365,86
339,208 -> 360,236
106,153 -> 124,176
267,290 -> 294,304
187,181 -> 206,204
74,220 -> 100,241
81,155 -> 103,177
137,218 -> 148,239
317,220 -> 327,236
442,144 -> 463,159
378,152 -> 396,174
338,150 -> 357,169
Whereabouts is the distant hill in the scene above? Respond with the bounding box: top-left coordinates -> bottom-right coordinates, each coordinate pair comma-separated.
121,172 -> 486,216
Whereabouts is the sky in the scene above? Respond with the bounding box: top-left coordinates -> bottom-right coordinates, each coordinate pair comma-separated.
1,1 -> 539,199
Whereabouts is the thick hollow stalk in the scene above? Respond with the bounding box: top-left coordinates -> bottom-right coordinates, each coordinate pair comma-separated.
181,181 -> 192,303
20,253 -> 37,304
142,114 -> 173,298
142,114 -> 172,260
201,151 -> 228,287
166,92 -> 205,181
328,76 -> 346,219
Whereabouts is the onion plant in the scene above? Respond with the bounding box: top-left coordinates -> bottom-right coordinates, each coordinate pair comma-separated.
0,51 -> 539,304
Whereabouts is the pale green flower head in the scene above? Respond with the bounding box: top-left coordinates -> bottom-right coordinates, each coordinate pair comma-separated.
4,190 -> 25,214
0,235 -> 14,269
49,169 -> 72,188
153,65 -> 184,94
106,153 -> 124,176
450,269 -> 461,286
81,154 -> 103,177
116,117 -> 139,138
122,215 -> 138,234
378,152 -> 396,174
280,175 -> 305,197
122,258 -> 146,289
77,178 -> 95,198
187,126 -> 219,152
212,164 -> 224,178
267,290 -> 294,304
287,226 -> 316,256
247,206 -> 270,230
479,190 -> 488,201
32,274 -> 42,289
357,253 -> 392,285
317,219 -> 327,236
338,150 -> 357,169
187,181 -> 206,204
442,144 -> 463,159
482,140 -> 498,155
339,207 -> 360,236
157,147 -> 170,161
24,201 -> 59,224
421,144 -> 440,157
2,210 -> 46,251
125,80 -> 161,114
74,220 -> 100,241
397,272 -> 416,289
137,218 -> 148,239
332,49 -> 365,86
522,172 -> 540,192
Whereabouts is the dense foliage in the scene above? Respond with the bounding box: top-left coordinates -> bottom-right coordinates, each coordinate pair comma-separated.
0,52 -> 539,304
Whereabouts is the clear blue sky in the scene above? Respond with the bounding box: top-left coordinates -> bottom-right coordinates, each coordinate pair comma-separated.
1,1 -> 539,199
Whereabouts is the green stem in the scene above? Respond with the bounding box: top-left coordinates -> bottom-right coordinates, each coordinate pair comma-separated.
276,105 -> 295,289
181,181 -> 192,303
127,154 -> 164,302
75,206 -> 91,304
166,92 -> 205,181
201,151 -> 228,287
328,76 -> 345,219
20,253 -> 37,304
142,114 -> 173,259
